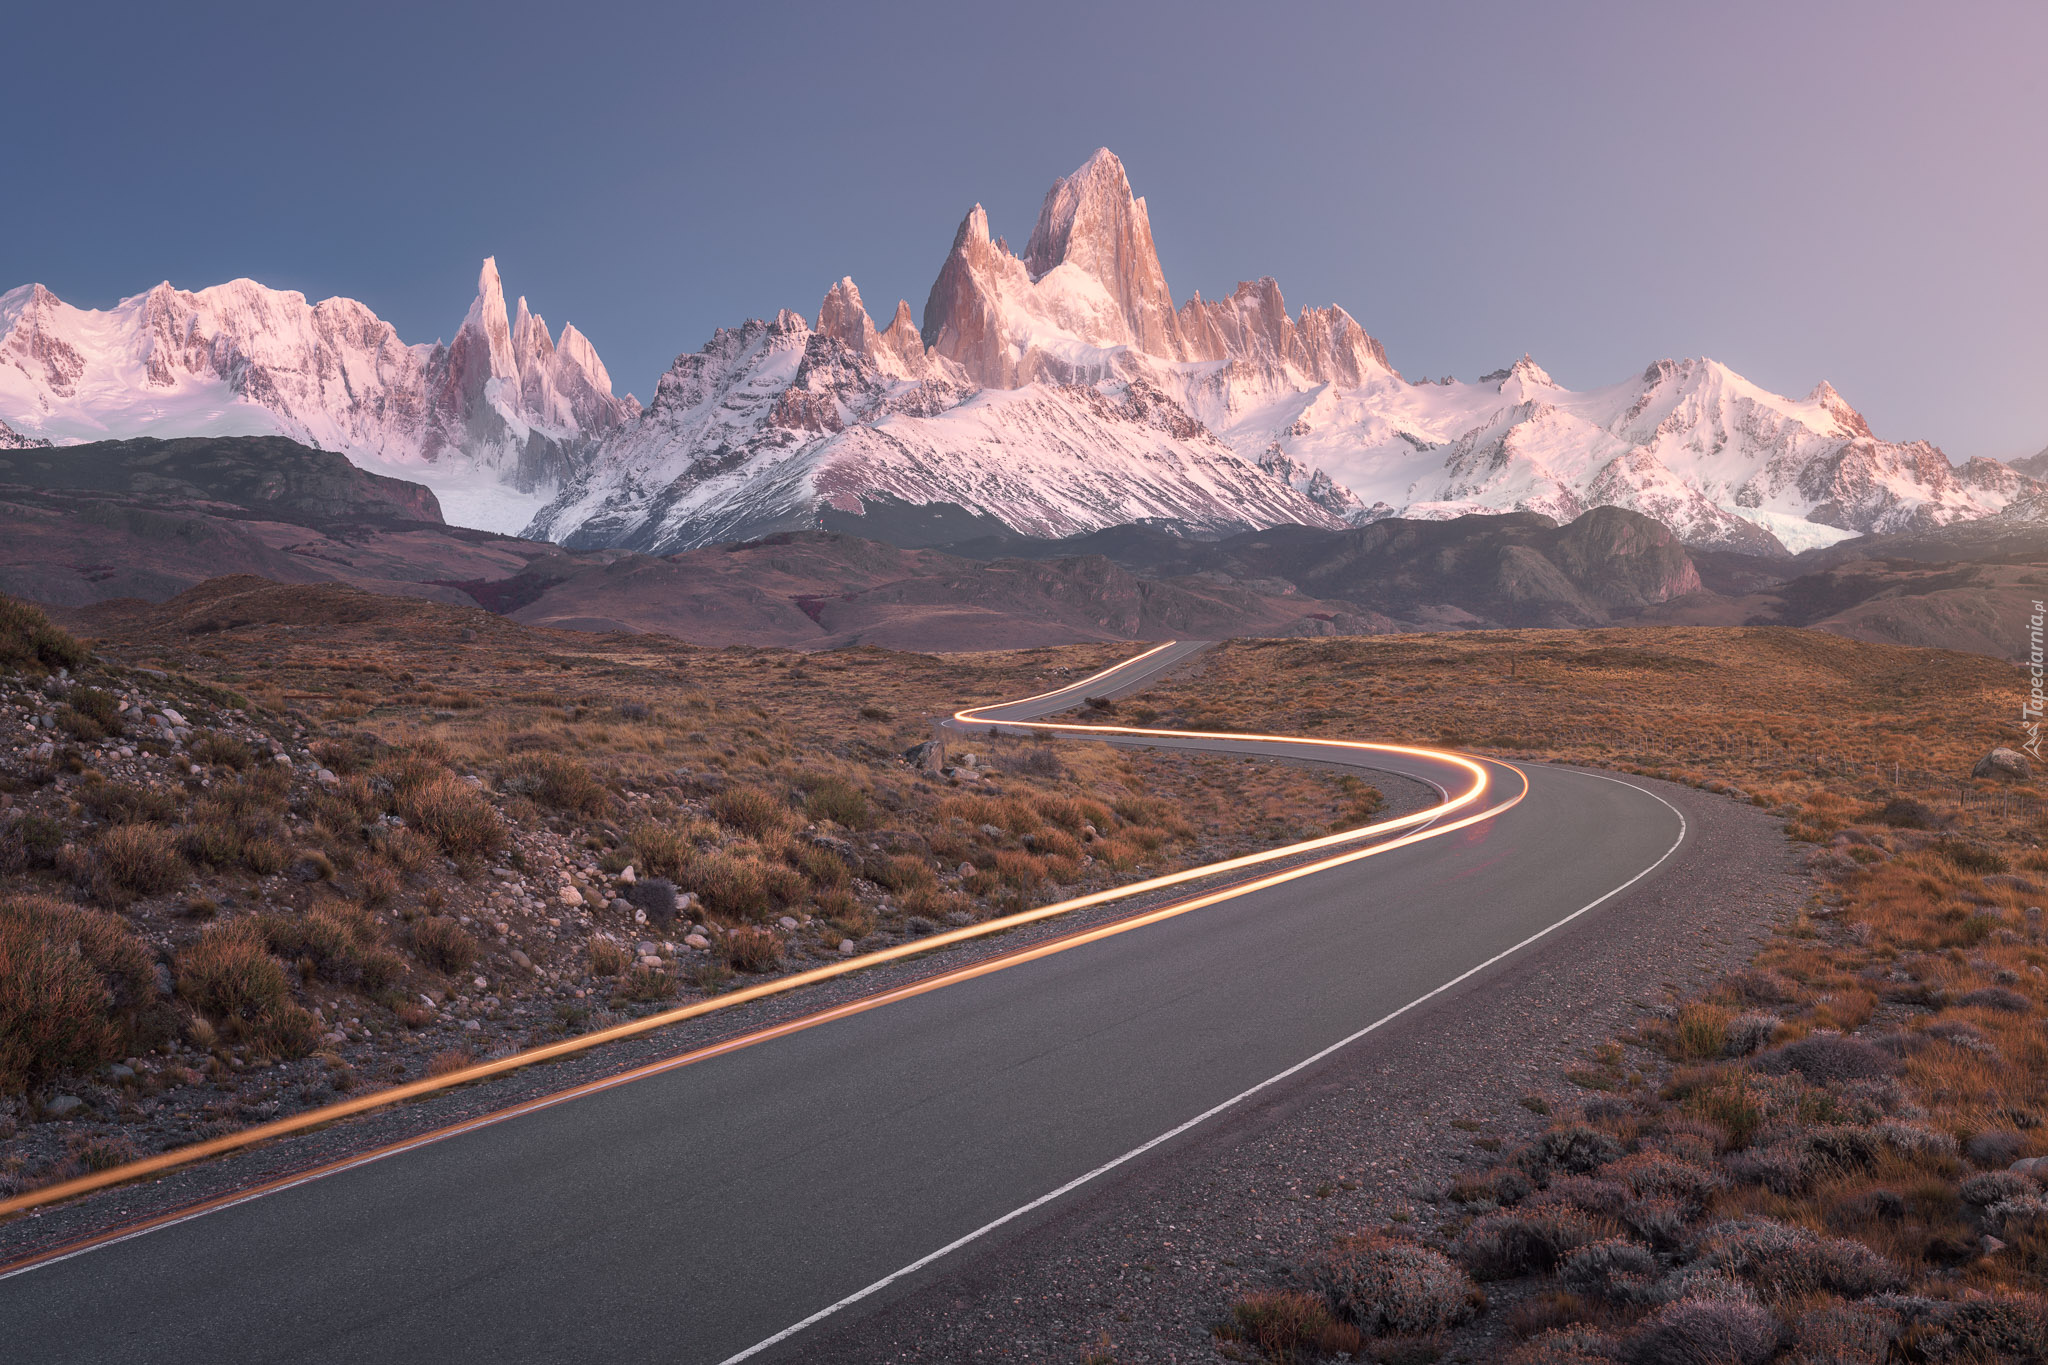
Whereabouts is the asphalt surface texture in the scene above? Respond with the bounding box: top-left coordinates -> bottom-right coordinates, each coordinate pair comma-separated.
2,641 -> 1732,1364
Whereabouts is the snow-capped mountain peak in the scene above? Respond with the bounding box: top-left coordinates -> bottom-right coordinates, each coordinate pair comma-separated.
0,259 -> 636,532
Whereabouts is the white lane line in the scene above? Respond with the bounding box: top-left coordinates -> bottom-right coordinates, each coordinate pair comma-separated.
716,772 -> 1689,1364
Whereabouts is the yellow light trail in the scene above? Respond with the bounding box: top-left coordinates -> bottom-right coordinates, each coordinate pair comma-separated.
0,641 -> 1519,1251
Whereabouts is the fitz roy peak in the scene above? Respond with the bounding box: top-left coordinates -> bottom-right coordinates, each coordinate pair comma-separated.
533,148 -> 2035,555
4,149 -> 2038,553
0,259 -> 636,531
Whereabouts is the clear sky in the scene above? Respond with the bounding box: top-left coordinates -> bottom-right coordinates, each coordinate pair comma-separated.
8,0 -> 2043,459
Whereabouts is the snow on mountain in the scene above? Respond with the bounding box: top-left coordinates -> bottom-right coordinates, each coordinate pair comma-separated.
526,298 -> 1339,553
0,416 -> 50,449
5,147 -> 2032,555
540,147 -> 2030,556
0,260 -> 635,532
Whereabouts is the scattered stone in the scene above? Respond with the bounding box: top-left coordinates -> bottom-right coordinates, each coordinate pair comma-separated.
619,865 -> 637,884
1973,747 -> 2032,781
559,886 -> 584,907
684,933 -> 710,950
509,949 -> 534,972
902,739 -> 946,772
778,916 -> 799,930
107,1064 -> 136,1082
838,939 -> 856,955
44,1095 -> 84,1119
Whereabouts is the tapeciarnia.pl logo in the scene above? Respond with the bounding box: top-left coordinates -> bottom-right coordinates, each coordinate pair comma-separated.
2026,599 -> 2045,759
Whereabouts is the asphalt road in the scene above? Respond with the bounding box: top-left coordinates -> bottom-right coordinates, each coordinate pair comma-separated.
2,643 -> 1686,1364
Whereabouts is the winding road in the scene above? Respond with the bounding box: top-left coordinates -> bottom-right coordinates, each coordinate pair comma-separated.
1,641 -> 1687,1363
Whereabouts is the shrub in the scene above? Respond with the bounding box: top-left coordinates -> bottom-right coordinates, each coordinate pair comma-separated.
188,730 -> 255,769
1870,797 -> 1941,829
426,1047 -> 475,1077
588,937 -> 629,976
90,823 -> 189,896
1559,1238 -> 1665,1306
1698,1217 -> 1906,1302
0,594 -> 89,672
1752,1033 -> 1897,1084
1955,986 -> 2032,1013
686,853 -> 770,920
1670,1003 -> 1730,1061
711,785 -> 789,838
1958,1170 -> 2038,1207
1621,1297 -> 1778,1365
722,926 -> 784,973
1459,1208 -> 1607,1279
1965,1128 -> 2028,1169
501,754 -> 610,815
626,877 -> 679,927
629,822 -> 695,881
994,745 -> 1065,780
0,812 -> 66,872
614,965 -> 676,1003
1788,1301 -> 1897,1365
1604,1152 -> 1723,1215
1878,1293 -> 2048,1360
1227,1290 -> 1364,1363
1723,1012 -> 1779,1057
0,896 -> 155,1093
866,852 -> 937,894
1930,838 -> 2008,874
1525,1124 -> 1626,1177
395,773 -> 504,859
411,916 -> 479,974
261,904 -> 404,990
1306,1233 -> 1479,1335
175,921 -> 316,1057
801,776 -> 872,829
79,780 -> 177,826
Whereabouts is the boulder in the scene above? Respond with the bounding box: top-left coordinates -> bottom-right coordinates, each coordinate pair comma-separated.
1973,747 -> 2033,781
902,739 -> 945,772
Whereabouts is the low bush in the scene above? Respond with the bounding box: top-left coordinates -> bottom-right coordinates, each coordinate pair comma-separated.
501,754 -> 610,816
801,776 -> 872,829
90,822 -> 189,897
626,877 -> 679,927
0,812 -> 66,873
711,785 -> 789,839
1525,1124 -> 1626,1177
79,780 -> 177,826
0,895 -> 155,1093
261,904 -> 404,990
1459,1208 -> 1608,1279
395,772 -> 504,860
629,821 -> 695,881
188,730 -> 255,769
722,926 -> 783,973
686,853 -> 770,920
1752,1033 -> 1897,1085
1226,1290 -> 1364,1363
1698,1217 -> 1906,1302
588,937 -> 629,976
1621,1297 -> 1778,1365
1559,1238 -> 1665,1306
1306,1233 -> 1479,1335
175,921 -> 317,1057
411,916 -> 479,974
0,594 -> 89,672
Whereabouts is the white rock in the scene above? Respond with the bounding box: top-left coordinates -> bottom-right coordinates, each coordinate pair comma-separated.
684,933 -> 710,950
838,939 -> 856,955
619,865 -> 637,884
777,916 -> 799,930
559,886 -> 584,907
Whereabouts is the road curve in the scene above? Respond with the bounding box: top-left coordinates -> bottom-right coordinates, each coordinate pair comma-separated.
0,643 -> 1686,1364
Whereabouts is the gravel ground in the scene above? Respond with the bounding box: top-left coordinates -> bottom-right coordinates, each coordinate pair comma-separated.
0,760 -> 1443,1266
786,771 -> 1812,1364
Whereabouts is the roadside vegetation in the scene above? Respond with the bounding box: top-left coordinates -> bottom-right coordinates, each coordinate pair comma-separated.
1120,630 -> 2048,1363
0,580 -> 1383,1202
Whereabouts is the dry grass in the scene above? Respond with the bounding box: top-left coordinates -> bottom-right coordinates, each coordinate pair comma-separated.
174,921 -> 317,1058
0,895 -> 155,1091
1167,629 -> 2048,1348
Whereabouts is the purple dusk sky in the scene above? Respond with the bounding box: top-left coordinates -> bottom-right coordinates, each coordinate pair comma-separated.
8,0 -> 2043,460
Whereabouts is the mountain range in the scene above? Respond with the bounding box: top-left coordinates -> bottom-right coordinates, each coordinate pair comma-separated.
4,149 -> 2040,555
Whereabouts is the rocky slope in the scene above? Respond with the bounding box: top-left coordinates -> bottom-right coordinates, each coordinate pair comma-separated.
0,261 -> 636,533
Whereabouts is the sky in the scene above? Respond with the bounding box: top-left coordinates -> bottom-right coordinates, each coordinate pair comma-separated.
7,0 -> 2044,460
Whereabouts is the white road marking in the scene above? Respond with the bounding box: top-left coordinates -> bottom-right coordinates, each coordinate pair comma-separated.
717,768 -> 1689,1363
